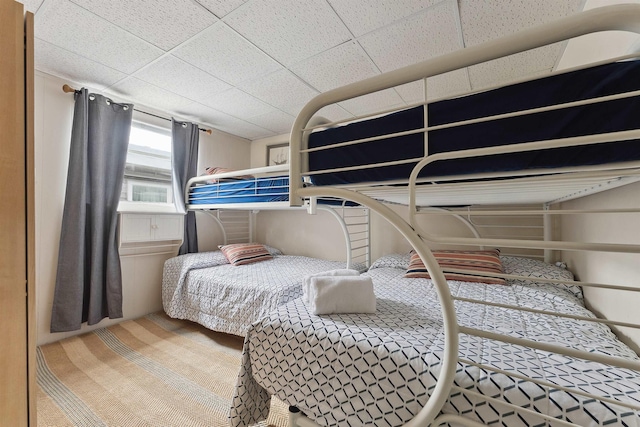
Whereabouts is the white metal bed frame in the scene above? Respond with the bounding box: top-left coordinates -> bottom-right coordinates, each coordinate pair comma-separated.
186,164 -> 291,211
281,4 -> 640,427
185,166 -> 371,268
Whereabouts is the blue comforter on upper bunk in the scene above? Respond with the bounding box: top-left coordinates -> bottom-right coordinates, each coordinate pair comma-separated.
308,60 -> 640,185
189,176 -> 289,204
188,175 -> 359,206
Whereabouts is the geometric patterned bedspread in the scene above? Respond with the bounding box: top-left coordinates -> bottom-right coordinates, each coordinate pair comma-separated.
230,255 -> 640,427
162,251 -> 364,336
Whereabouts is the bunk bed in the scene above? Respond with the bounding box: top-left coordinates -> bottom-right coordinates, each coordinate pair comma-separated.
167,170 -> 371,336
229,5 -> 640,427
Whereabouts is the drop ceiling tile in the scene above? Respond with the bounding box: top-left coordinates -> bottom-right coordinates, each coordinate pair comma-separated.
316,104 -> 354,123
106,77 -> 194,112
23,0 -> 45,13
468,47 -> 562,90
291,41 -> 380,92
224,0 -> 352,67
246,110 -> 296,134
395,69 -> 472,104
194,0 -> 248,18
173,22 -> 282,85
230,125 -> 275,140
134,55 -> 231,103
328,0 -> 442,38
35,39 -> 127,89
167,103 -> 273,141
359,0 -> 463,73
205,115 -> 274,139
35,0 -> 163,74
459,0 -> 584,47
200,88 -> 274,118
427,69 -> 472,100
69,0 -> 218,51
239,69 -> 319,116
174,102 -> 226,124
395,80 -> 425,105
338,89 -> 405,116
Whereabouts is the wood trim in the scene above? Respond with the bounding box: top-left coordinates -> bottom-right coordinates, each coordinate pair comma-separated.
25,10 -> 36,427
0,1 -> 30,426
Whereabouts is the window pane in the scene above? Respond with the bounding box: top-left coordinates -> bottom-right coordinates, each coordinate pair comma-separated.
132,184 -> 168,203
121,122 -> 173,205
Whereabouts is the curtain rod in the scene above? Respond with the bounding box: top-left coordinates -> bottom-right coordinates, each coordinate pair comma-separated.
62,84 -> 213,135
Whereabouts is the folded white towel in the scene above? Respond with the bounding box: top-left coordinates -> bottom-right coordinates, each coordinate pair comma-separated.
302,269 -> 359,303
307,276 -> 376,315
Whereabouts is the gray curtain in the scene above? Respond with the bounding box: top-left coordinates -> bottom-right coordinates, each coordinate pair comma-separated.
50,89 -> 133,332
172,119 -> 199,255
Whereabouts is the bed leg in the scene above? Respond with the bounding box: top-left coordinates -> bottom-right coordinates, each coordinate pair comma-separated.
288,406 -> 301,427
288,406 -> 319,427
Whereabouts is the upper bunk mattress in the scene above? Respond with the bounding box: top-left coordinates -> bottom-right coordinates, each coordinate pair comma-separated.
188,175 -> 289,205
308,60 -> 640,186
187,175 -> 360,206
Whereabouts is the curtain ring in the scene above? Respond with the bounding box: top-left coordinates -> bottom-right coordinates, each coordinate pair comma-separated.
89,94 -> 96,101
123,105 -> 129,111
182,122 -> 188,128
106,98 -> 111,105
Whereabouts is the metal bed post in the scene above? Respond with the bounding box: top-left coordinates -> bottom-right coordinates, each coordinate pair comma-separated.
543,203 -> 553,263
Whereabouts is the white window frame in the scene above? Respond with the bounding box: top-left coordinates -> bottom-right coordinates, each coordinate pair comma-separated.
126,179 -> 173,203
118,119 -> 178,214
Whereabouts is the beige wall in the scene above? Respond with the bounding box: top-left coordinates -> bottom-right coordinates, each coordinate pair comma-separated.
554,0 -> 640,353
255,202 -> 544,263
35,72 -> 250,345
559,183 -> 640,354
250,133 -> 289,169
556,0 -> 640,71
196,121 -> 252,252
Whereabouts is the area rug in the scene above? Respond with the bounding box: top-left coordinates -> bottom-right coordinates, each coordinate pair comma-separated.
37,312 -> 288,427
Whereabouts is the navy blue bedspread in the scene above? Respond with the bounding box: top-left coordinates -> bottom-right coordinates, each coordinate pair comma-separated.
308,60 -> 640,185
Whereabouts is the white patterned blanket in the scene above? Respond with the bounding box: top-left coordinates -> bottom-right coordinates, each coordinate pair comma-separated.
162,251 -> 364,336
230,256 -> 640,427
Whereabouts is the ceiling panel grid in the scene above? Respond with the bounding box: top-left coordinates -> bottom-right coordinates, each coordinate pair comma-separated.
30,0 -> 588,140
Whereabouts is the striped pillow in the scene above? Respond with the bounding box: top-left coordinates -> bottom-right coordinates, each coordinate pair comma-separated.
219,243 -> 273,266
405,249 -> 505,285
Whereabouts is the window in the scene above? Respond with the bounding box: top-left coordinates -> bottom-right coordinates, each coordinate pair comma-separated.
127,179 -> 171,203
119,121 -> 174,212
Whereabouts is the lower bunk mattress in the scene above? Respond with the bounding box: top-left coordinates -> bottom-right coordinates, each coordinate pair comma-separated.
162,250 -> 365,336
230,255 -> 640,427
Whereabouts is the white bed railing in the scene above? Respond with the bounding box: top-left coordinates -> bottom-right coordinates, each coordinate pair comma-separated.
290,4 -> 640,206
185,164 -> 290,211
201,210 -> 254,245
287,4 -> 640,427
184,164 -> 371,268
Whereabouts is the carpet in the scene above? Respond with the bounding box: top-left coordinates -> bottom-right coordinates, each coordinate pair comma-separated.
37,312 -> 288,427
